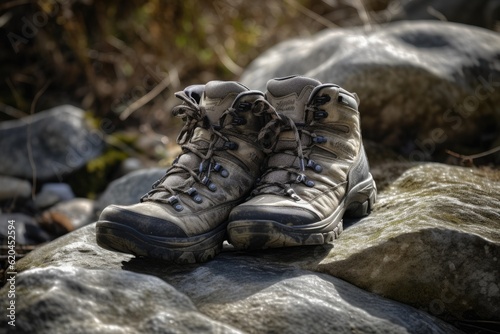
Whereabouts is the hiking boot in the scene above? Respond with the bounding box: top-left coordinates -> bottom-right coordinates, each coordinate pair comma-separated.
227,75 -> 376,249
96,81 -> 268,263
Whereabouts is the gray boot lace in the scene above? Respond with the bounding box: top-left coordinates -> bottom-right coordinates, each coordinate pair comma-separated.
252,96 -> 331,201
140,91 -> 272,211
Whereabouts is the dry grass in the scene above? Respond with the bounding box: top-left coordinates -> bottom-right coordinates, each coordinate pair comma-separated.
0,0 -> 394,132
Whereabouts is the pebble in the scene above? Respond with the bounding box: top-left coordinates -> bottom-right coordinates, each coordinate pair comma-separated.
0,176 -> 32,201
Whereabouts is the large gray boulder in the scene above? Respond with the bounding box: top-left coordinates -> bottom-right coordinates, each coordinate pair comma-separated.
5,222 -> 460,334
240,21 -> 500,159
0,105 -> 105,180
94,167 -> 165,214
8,162 -> 499,332
391,0 -> 500,31
3,266 -> 240,334
314,163 -> 500,322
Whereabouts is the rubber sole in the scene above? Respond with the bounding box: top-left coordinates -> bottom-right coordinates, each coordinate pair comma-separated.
95,221 -> 226,264
227,174 -> 376,250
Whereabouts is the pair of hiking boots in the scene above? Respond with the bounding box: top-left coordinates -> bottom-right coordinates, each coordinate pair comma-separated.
96,75 -> 377,263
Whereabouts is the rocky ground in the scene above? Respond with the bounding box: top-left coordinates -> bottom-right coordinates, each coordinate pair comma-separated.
1,19 -> 500,334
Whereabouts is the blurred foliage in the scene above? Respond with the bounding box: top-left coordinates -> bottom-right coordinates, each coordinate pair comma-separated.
68,146 -> 128,199
0,0 -> 394,132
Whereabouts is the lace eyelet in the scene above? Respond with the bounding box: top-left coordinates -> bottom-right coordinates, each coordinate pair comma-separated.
187,188 -> 203,203
313,111 -> 328,120
237,102 -> 252,112
286,188 -> 301,201
167,196 -> 179,204
306,159 -> 323,173
314,95 -> 331,105
312,136 -> 327,144
151,179 -> 161,189
232,117 -> 247,125
167,196 -> 184,211
305,180 -> 315,187
213,163 -> 229,178
199,161 -> 209,173
202,177 -> 217,192
224,141 -> 238,150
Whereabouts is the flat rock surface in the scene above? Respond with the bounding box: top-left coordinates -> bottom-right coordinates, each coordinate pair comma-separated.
3,266 -> 240,334
6,222 -> 460,334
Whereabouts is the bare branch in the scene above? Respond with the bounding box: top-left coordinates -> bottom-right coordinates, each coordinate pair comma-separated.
28,80 -> 51,198
119,76 -> 170,121
446,146 -> 500,165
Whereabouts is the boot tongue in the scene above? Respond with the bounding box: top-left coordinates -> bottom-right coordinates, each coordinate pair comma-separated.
201,81 -> 248,124
266,76 -> 321,123
258,76 -> 321,191
190,81 -> 249,149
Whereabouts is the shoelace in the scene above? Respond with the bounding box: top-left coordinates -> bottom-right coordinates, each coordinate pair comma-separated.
140,92 -> 275,210
251,96 -> 330,200
140,91 -> 238,208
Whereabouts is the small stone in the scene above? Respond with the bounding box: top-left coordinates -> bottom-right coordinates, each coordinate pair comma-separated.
38,198 -> 95,236
0,213 -> 51,245
118,157 -> 145,176
0,176 -> 32,201
33,192 -> 61,210
40,183 -> 75,201
34,183 -> 75,210
95,168 -> 166,214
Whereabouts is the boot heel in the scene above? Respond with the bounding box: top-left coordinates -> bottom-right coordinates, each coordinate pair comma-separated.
345,199 -> 370,217
344,184 -> 376,218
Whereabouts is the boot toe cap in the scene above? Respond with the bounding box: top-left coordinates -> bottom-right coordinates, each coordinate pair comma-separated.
98,204 -> 188,238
